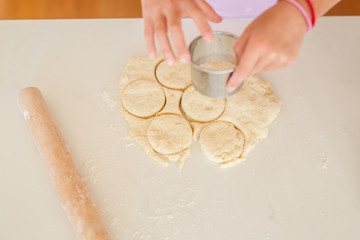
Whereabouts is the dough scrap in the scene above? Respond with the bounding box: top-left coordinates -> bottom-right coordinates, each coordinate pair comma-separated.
200,61 -> 235,71
122,79 -> 165,118
118,108 -> 169,166
120,55 -> 162,84
199,121 -> 245,163
160,88 -> 183,116
156,59 -> 191,90
147,114 -> 193,155
181,86 -> 226,122
218,75 -> 281,157
190,74 -> 281,164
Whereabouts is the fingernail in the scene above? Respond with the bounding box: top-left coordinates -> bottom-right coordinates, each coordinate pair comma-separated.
149,52 -> 156,60
180,53 -> 190,63
166,53 -> 175,65
204,33 -> 213,43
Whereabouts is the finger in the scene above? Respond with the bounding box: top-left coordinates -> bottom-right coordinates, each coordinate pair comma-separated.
154,14 -> 176,65
167,14 -> 190,63
144,17 -> 156,59
194,0 -> 222,23
225,32 -> 252,91
186,1 -> 213,42
227,44 -> 260,92
233,29 -> 251,60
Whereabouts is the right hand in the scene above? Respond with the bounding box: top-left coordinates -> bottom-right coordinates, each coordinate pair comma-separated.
141,0 -> 222,65
226,1 -> 307,92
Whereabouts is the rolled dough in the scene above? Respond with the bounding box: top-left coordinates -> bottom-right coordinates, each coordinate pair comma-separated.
122,79 -> 165,118
155,59 -> 192,90
119,55 -> 281,169
200,61 -> 235,71
147,114 -> 193,155
181,86 -> 226,122
199,121 -> 245,163
219,75 -> 281,157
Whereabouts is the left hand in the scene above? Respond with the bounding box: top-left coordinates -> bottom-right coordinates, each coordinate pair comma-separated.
141,0 -> 222,65
227,1 -> 308,91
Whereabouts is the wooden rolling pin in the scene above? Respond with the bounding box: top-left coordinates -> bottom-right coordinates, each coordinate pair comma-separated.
18,87 -> 111,240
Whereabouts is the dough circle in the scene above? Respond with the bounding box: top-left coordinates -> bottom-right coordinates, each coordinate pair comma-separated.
155,60 -> 191,90
199,121 -> 244,163
181,86 -> 226,122
200,61 -> 235,71
122,79 -> 165,118
147,114 -> 193,155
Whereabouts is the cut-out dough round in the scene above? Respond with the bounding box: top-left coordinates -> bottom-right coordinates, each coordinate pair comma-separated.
200,61 -> 235,71
199,121 -> 244,163
181,86 -> 226,122
122,79 -> 165,118
147,114 -> 193,155
156,60 -> 191,90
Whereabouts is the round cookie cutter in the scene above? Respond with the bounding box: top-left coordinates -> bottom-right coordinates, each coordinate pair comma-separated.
189,31 -> 243,99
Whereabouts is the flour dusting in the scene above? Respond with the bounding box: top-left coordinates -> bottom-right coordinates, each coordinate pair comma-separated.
321,153 -> 328,169
102,90 -> 117,109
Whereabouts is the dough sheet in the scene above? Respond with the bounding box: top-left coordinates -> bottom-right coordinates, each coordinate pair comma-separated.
119,56 -> 281,169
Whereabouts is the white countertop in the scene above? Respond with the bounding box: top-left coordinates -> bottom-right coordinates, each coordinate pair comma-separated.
0,17 -> 359,240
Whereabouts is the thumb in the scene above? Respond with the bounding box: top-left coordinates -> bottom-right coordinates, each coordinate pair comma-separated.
227,47 -> 258,92
227,66 -> 248,92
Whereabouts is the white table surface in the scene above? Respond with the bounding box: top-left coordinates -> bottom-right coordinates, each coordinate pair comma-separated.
1,17 -> 359,240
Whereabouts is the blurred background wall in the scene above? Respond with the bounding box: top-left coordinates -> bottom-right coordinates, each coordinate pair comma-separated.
0,0 -> 360,19
0,0 -> 142,19
0,0 -> 359,19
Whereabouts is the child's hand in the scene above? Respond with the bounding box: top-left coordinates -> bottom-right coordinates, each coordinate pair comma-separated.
141,0 -> 222,64
227,1 -> 308,92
